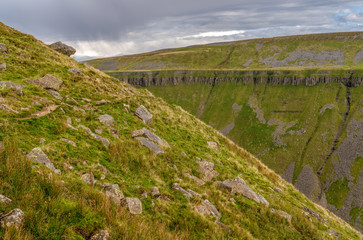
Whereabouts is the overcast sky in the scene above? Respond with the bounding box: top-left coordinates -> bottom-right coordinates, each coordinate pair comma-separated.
1,1 -> 362,60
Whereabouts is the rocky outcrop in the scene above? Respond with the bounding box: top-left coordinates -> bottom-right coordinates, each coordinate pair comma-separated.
27,147 -> 61,174
50,41 -> 76,56
110,70 -> 363,87
0,209 -> 25,228
217,177 -> 269,206
28,74 -> 63,91
81,173 -> 95,185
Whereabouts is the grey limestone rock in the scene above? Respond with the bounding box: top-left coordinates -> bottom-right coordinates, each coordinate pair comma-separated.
0,195 -> 12,205
81,173 -> 95,185
78,125 -> 110,148
50,41 -> 76,56
197,159 -> 219,182
48,90 -> 62,100
0,63 -> 6,71
135,105 -> 153,124
185,173 -> 205,186
60,138 -> 76,147
26,147 -> 61,174
207,141 -> 219,151
104,184 -> 124,204
90,230 -> 110,240
0,43 -> 7,53
0,208 -> 25,228
150,187 -> 160,197
121,197 -> 142,214
0,81 -> 24,95
196,200 -> 221,219
68,68 -> 82,74
28,74 -> 63,91
270,208 -> 292,222
98,114 -> 114,127
172,183 -> 193,198
135,137 -> 163,154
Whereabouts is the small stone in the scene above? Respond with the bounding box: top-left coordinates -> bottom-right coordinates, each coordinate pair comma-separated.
270,208 -> 292,222
39,138 -> 46,143
81,173 -> 95,185
0,43 -> 7,53
131,129 -> 144,138
274,187 -> 283,194
98,114 -> 114,127
97,163 -> 111,174
207,141 -> 219,151
66,118 -> 72,124
48,90 -> 62,100
121,198 -> 142,214
196,200 -> 221,219
90,230 -> 109,240
141,128 -> 170,148
26,147 -> 61,174
0,209 -> 25,228
181,152 -> 188,157
100,174 -> 106,180
303,206 -> 322,222
0,63 -> 6,71
95,129 -> 103,134
60,138 -> 76,147
150,187 -> 160,197
151,201 -> 155,208
186,189 -> 202,198
172,183 -> 193,198
68,68 -> 82,74
79,124 -> 110,148
104,184 -> 124,204
230,198 -> 236,203
50,41 -> 76,56
327,229 -> 341,239
135,105 -> 153,124
141,191 -> 148,198
28,74 -> 63,91
64,162 -> 74,170
83,161 -> 88,166
0,195 -> 12,204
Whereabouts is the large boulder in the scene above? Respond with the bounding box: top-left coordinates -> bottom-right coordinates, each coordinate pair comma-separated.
50,41 -> 76,56
90,230 -> 109,240
26,147 -> 61,174
0,81 -> 24,95
0,209 -> 25,228
0,43 -> 7,53
0,194 -> 12,205
28,74 -> 63,91
217,177 -> 269,206
196,200 -> 221,219
135,105 -> 153,124
121,198 -> 142,214
98,114 -> 114,127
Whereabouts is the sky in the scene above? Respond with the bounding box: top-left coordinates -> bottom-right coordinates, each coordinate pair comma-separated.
1,0 -> 362,61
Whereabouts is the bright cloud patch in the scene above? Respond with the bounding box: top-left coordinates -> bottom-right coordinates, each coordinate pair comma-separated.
181,30 -> 245,39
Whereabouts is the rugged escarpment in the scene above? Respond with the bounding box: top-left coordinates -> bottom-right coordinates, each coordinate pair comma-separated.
110,70 -> 363,87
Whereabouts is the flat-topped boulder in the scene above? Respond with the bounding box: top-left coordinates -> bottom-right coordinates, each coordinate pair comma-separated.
50,41 -> 76,56
98,114 -> 114,127
121,197 -> 142,214
0,81 -> 24,95
197,159 -> 219,181
26,147 -> 61,174
0,43 -> 7,52
135,137 -> 163,154
0,208 -> 25,228
196,200 -> 221,219
135,105 -> 153,124
90,230 -> 109,240
217,177 -> 269,206
0,194 -> 12,204
28,74 -> 63,91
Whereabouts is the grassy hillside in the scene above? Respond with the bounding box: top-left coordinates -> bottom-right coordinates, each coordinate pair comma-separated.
86,32 -> 363,71
0,22 -> 362,239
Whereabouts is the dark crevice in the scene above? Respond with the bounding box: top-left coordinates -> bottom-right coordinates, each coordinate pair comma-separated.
197,77 -> 216,118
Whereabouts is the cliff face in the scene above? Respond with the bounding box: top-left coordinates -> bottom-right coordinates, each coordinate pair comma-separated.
110,70 -> 363,87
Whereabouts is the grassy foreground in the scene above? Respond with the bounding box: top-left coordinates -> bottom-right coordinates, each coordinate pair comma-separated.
0,22 -> 362,239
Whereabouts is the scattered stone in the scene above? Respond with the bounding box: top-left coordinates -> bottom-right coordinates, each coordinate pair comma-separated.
132,128 -> 169,148
196,200 -> 221,219
0,104 -> 18,113
0,63 -> 6,71
150,187 -> 160,197
81,173 -> 95,185
141,191 -> 148,198
39,138 -> 46,143
131,129 -> 144,137
215,220 -> 231,234
79,125 -> 110,148
100,174 -> 106,180
303,206 -> 322,222
327,229 -> 341,239
48,90 -> 62,100
28,74 -> 63,91
0,43 -> 7,53
197,159 -> 219,181
68,68 -> 82,74
135,137 -> 163,154
0,195 -> 12,205
73,106 -> 86,114
207,141 -> 219,151
98,114 -> 114,127
97,163 -> 111,174
217,177 -> 269,206
90,230 -> 109,240
181,152 -> 188,158
151,201 -> 155,208
185,173 -> 205,186
104,184 -> 124,204
83,161 -> 88,166
95,129 -> 103,134
135,105 -> 153,124
64,162 -> 74,170
270,208 -> 292,222
60,138 -> 76,147
186,189 -> 202,198
26,147 -> 61,174
121,198 -> 142,214
0,81 -> 24,95
172,183 -> 193,198
274,187 -> 283,194
0,209 -> 25,228
50,41 -> 76,56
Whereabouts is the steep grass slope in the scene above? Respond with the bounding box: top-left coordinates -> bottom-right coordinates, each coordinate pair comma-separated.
0,22 -> 362,240
86,32 -> 363,71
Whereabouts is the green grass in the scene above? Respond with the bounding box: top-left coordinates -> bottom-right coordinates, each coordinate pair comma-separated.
326,178 -> 350,209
